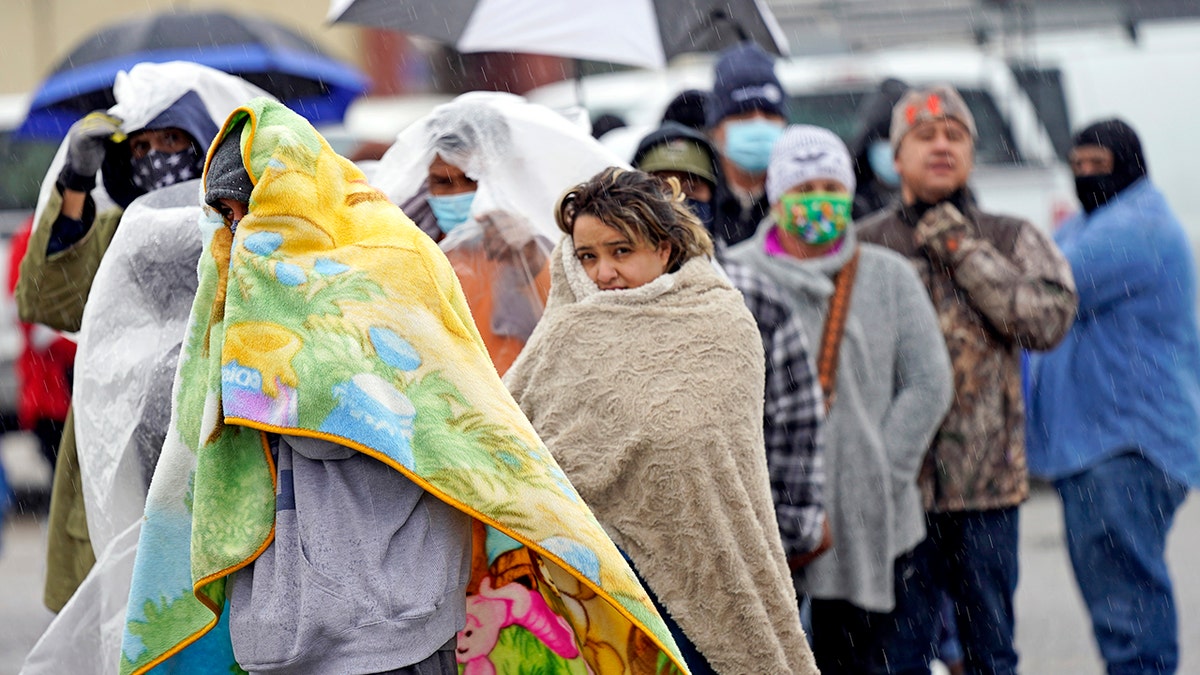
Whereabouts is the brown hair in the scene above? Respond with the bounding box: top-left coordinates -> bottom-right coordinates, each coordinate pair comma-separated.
555,167 -> 714,272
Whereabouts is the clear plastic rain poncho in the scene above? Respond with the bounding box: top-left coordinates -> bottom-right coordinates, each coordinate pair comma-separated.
22,63 -> 272,675
370,91 -> 626,374
31,61 -> 271,233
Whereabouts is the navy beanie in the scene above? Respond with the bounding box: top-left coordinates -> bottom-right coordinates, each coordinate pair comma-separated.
708,42 -> 786,127
663,89 -> 713,131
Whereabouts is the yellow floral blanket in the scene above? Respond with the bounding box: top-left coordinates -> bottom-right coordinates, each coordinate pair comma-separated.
119,97 -> 685,675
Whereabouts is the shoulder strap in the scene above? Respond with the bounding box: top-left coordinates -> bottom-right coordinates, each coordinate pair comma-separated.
817,246 -> 860,413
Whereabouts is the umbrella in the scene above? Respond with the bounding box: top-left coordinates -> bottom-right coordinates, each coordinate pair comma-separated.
19,10 -> 369,138
326,0 -> 789,69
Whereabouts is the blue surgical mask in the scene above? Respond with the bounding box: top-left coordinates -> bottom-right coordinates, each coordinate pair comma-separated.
723,119 -> 784,174
867,140 -> 900,187
427,191 -> 476,235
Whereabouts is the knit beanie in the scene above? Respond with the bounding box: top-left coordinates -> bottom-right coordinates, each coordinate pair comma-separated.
662,89 -> 713,131
889,84 -> 977,153
708,42 -> 786,127
766,125 -> 855,204
204,119 -> 254,210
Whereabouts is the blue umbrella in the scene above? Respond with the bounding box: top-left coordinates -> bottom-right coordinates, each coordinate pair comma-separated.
20,10 -> 369,138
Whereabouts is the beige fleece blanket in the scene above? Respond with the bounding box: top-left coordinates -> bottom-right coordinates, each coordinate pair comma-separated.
505,241 -> 818,674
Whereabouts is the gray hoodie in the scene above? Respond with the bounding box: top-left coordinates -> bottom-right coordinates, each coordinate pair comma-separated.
228,435 -> 471,673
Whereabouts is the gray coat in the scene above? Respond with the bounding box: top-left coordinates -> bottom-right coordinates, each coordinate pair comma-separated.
726,222 -> 953,611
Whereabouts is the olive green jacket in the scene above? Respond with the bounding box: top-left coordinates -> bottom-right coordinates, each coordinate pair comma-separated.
17,187 -> 122,611
17,188 -> 122,332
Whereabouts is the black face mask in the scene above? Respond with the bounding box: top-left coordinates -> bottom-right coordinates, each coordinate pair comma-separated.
131,146 -> 203,192
685,198 -> 714,232
1071,119 -> 1148,215
1074,173 -> 1124,214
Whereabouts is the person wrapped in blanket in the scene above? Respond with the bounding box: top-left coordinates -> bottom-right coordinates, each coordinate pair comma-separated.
12,61 -> 269,613
370,92 -> 624,375
204,115 -> 471,675
115,98 -> 691,675
504,167 -> 820,675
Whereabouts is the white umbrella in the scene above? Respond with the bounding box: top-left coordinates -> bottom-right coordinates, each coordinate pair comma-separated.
327,0 -> 789,69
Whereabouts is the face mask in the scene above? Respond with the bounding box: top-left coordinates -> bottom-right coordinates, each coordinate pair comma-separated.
427,191 -> 476,235
131,146 -> 203,192
867,140 -> 900,187
723,119 -> 784,174
779,192 -> 852,245
1074,173 -> 1122,214
685,198 -> 714,231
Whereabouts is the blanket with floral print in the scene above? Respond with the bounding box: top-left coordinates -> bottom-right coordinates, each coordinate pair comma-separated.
119,97 -> 685,675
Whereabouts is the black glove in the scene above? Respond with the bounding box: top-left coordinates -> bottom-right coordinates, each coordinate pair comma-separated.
59,111 -> 124,193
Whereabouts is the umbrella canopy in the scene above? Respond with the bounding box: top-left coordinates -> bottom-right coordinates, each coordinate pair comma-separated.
327,0 -> 789,69
20,10 -> 369,138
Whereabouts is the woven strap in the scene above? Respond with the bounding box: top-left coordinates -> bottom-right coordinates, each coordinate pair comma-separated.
817,247 -> 860,413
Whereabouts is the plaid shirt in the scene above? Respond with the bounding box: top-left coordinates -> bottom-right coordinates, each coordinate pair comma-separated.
725,262 -> 827,557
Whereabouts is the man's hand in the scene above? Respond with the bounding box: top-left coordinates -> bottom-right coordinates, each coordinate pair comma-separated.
61,111 -> 125,192
915,201 -> 971,263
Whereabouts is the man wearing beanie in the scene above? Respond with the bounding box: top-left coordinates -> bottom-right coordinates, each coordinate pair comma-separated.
857,84 -> 1078,674
707,41 -> 788,249
726,124 -> 952,674
1027,119 -> 1200,674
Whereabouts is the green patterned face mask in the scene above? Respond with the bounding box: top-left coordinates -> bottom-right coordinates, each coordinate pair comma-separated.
779,192 -> 852,244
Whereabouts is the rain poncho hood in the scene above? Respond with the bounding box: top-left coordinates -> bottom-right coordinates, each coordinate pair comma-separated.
372,91 -> 625,244
370,91 -> 625,373
32,61 -> 271,225
118,97 -> 686,675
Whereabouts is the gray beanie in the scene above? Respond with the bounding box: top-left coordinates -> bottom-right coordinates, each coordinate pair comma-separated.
890,84 -> 977,153
766,125 -> 856,204
204,119 -> 254,210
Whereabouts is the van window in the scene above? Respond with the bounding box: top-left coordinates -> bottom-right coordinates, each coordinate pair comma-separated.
0,131 -> 58,210
785,90 -> 866,142
786,86 -> 1023,166
957,89 -> 1022,165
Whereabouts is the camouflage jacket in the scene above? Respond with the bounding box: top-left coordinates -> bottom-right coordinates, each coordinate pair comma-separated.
858,192 -> 1077,512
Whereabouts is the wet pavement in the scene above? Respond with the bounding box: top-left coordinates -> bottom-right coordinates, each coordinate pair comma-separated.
0,451 -> 1197,674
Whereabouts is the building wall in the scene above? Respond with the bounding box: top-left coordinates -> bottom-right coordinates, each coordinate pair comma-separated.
0,0 -> 365,95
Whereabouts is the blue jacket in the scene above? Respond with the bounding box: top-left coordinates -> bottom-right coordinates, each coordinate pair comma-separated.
1028,179 -> 1200,487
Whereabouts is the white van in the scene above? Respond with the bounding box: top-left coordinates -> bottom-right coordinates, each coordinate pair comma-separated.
527,47 -> 1077,232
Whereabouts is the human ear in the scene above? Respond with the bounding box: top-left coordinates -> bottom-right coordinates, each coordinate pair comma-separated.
656,240 -> 672,267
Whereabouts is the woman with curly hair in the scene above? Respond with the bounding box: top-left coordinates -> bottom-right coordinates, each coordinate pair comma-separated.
504,167 -> 818,674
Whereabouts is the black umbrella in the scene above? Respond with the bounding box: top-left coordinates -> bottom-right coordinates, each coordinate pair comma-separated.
327,0 -> 789,69
20,10 -> 368,138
